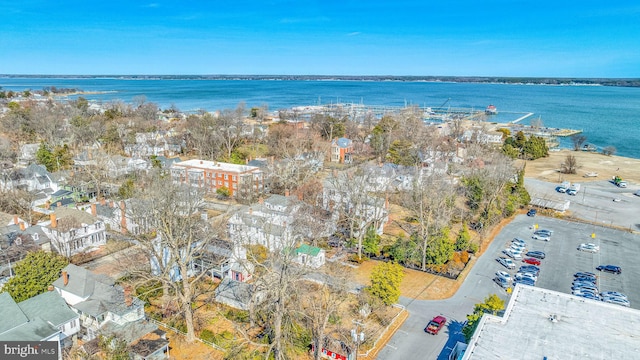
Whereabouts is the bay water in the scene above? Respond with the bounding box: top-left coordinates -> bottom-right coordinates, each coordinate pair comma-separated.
2,78 -> 639,158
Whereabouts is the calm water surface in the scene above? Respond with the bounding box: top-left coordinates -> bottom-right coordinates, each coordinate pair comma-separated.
2,78 -> 639,158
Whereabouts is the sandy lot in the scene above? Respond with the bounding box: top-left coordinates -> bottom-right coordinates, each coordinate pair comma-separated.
518,149 -> 640,186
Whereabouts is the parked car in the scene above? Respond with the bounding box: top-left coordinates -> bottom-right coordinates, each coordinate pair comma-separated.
572,288 -> 599,297
523,257 -> 541,266
514,278 -> 536,286
503,249 -> 523,260
515,272 -> 538,282
574,272 -> 596,278
511,242 -> 526,250
571,284 -> 599,293
520,265 -> 540,274
578,243 -> 600,253
495,271 -> 512,282
425,315 -> 447,335
532,233 -> 551,241
573,277 -> 597,285
535,229 -> 553,236
573,281 -> 597,288
600,291 -> 628,300
577,292 -> 601,301
596,265 -> 622,274
602,297 -> 631,307
525,251 -> 546,259
527,208 -> 537,217
512,238 -> 527,246
497,257 -> 516,269
494,276 -> 510,289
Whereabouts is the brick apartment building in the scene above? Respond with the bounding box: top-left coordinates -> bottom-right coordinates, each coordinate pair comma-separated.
170,159 -> 264,197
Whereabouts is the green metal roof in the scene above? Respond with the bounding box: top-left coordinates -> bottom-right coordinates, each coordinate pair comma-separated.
295,244 -> 321,256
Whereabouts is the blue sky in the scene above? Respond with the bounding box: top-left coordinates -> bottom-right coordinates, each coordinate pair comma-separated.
1,1 -> 639,77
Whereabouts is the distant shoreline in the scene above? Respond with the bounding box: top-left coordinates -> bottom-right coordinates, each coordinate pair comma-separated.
1,74 -> 639,87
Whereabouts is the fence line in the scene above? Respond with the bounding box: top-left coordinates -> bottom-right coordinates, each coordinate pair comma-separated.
359,303 -> 407,358
148,318 -> 225,351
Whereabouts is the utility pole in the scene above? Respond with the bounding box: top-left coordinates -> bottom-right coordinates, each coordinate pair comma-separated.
351,321 -> 365,360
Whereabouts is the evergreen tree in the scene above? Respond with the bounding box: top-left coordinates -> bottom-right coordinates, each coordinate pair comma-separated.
2,250 -> 68,302
368,261 -> 405,305
455,223 -> 471,251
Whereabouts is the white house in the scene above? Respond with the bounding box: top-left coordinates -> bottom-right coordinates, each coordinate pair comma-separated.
41,208 -> 106,256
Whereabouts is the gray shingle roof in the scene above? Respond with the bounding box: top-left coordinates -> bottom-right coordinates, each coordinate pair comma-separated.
0,292 -> 29,334
18,291 -> 78,327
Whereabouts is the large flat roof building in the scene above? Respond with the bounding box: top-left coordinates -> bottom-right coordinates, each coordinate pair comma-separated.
171,159 -> 263,198
463,284 -> 640,359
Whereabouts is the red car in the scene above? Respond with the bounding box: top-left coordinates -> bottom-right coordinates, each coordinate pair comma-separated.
425,315 -> 447,335
523,257 -> 541,266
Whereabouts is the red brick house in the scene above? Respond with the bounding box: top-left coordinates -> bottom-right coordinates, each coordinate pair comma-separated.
170,159 -> 264,197
330,138 -> 354,164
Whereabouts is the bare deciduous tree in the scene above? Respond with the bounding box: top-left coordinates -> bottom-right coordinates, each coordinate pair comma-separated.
561,154 -> 579,174
127,177 -> 218,343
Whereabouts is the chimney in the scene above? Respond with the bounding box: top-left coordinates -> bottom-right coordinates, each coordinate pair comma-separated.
13,215 -> 18,225
258,197 -> 264,204
45,201 -> 50,210
19,222 -> 25,231
245,158 -> 249,164
91,203 -> 97,216
62,271 -> 68,286
285,189 -> 290,197
249,207 -> 253,215
109,200 -> 114,208
100,198 -> 106,206
56,201 -> 62,208
50,213 -> 57,228
47,285 -> 54,291
120,201 -> 127,234
200,160 -> 203,165
124,286 -> 133,307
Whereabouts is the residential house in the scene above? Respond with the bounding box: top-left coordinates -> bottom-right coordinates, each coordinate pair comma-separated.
171,159 -> 264,198
293,244 -> 325,268
0,291 -> 79,358
214,278 -> 265,311
227,194 -> 300,252
191,238 -> 254,282
53,264 -> 169,359
312,338 -> 352,360
0,164 -> 57,193
41,208 -> 106,256
331,137 -> 354,164
0,215 -> 42,280
124,130 -> 182,158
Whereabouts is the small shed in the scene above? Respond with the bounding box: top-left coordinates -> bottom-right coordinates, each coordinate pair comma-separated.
294,244 -> 325,268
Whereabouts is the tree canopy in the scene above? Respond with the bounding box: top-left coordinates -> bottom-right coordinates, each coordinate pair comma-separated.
462,294 -> 505,341
2,250 -> 68,302
368,261 -> 405,305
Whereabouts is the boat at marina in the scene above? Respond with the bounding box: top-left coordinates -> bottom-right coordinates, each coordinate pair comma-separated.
485,104 -> 497,115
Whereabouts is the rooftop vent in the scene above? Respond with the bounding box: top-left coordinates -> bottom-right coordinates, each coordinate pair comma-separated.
548,314 -> 558,323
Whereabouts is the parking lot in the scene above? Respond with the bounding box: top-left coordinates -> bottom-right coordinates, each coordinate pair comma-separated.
489,214 -> 640,308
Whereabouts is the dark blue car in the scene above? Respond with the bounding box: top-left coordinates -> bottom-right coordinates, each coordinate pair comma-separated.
596,265 -> 621,274
527,208 -> 537,217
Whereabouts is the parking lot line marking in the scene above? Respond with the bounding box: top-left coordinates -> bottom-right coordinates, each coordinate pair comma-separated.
386,344 -> 398,350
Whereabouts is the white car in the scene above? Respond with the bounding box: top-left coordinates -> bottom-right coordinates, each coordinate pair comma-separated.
509,244 -> 525,252
578,243 -> 600,253
495,271 -> 512,282
601,291 -> 627,300
497,257 -> 516,269
515,272 -> 537,282
532,233 -> 551,241
502,249 -> 523,260
512,238 -> 527,247
602,297 -> 631,307
572,288 -> 598,297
